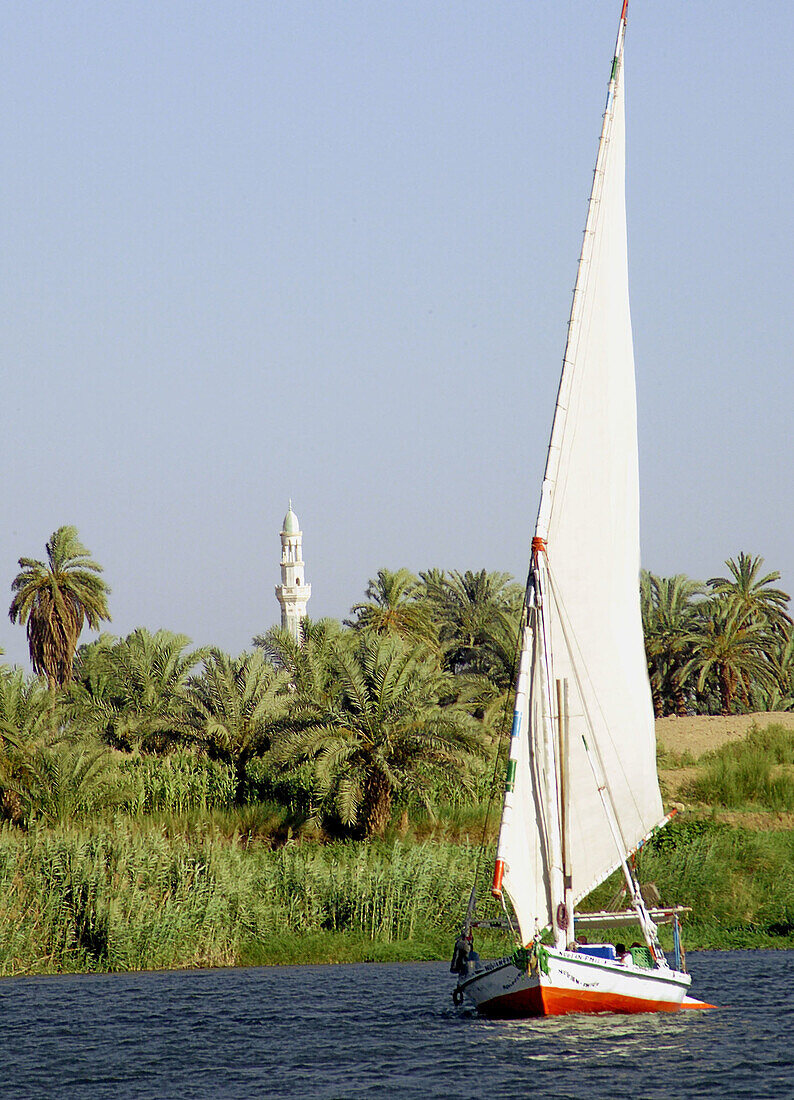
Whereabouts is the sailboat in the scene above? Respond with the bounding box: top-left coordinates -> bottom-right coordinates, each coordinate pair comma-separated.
451,3 -> 711,1017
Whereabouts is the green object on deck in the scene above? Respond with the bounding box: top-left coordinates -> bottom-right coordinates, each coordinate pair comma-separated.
536,943 -> 550,975
630,946 -> 653,969
512,946 -> 530,971
511,942 -> 549,976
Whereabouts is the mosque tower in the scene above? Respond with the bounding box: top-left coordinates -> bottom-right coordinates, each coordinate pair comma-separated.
275,501 -> 311,642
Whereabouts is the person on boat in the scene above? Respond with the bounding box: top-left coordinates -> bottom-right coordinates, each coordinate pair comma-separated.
615,942 -> 631,965
450,932 -> 473,975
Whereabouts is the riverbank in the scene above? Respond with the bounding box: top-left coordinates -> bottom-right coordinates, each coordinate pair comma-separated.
1,819 -> 793,975
1,715 -> 793,976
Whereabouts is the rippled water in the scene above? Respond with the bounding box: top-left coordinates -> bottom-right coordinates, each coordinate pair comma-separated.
1,951 -> 792,1099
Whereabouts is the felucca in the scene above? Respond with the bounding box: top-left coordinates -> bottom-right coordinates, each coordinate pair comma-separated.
451,2 -> 712,1017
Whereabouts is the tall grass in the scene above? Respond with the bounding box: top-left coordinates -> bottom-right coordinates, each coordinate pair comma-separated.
1,816 -> 793,974
684,725 -> 794,810
118,751 -> 236,815
0,824 -> 481,975
638,819 -> 794,941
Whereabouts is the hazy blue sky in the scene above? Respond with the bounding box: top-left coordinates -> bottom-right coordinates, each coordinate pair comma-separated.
2,1 -> 792,669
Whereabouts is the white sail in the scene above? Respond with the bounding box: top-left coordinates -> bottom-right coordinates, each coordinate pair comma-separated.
495,19 -> 663,944
498,613 -> 562,934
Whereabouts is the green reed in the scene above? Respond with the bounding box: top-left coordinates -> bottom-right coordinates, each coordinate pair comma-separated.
2,812 -> 793,976
683,725 -> 794,810
118,751 -> 237,816
0,824 -> 482,974
638,820 -> 794,936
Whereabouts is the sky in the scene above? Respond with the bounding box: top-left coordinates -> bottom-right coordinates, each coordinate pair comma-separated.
2,1 -> 792,669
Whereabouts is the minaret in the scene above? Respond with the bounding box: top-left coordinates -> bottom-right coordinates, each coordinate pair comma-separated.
275,501 -> 311,642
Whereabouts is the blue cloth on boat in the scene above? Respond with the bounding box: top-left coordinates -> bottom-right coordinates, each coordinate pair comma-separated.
577,944 -> 617,961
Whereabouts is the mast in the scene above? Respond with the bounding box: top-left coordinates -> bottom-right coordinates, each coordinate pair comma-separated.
491,0 -> 664,951
529,0 -> 633,941
532,0 -> 665,959
556,678 -> 574,940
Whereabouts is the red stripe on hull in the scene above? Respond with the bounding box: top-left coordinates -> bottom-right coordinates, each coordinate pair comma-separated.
478,983 -> 683,1019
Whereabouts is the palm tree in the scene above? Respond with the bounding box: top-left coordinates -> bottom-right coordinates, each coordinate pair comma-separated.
0,667 -> 54,744
68,629 -> 204,751
708,553 -> 792,633
420,568 -> 523,685
270,631 -> 483,837
0,668 -> 54,822
9,526 -> 111,688
756,628 -> 794,712
255,617 -> 345,708
0,667 -> 123,827
18,739 -> 125,826
640,571 -> 666,717
640,572 -> 704,716
684,603 -> 777,715
345,568 -> 438,648
184,649 -> 289,802
66,632 -> 120,718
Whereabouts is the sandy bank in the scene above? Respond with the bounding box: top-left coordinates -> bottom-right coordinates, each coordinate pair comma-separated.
655,711 -> 794,760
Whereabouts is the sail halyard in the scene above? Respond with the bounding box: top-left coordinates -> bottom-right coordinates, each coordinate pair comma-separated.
491,3 -> 665,951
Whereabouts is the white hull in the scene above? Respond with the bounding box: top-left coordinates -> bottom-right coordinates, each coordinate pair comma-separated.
457,947 -> 691,1018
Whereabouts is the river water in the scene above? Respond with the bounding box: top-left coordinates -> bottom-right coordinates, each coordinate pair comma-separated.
1,951 -> 791,1099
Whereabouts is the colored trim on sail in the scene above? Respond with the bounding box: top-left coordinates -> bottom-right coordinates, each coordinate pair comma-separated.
505,759 -> 517,792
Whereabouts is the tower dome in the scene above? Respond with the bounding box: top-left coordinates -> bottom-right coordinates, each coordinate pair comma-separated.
282,500 -> 299,535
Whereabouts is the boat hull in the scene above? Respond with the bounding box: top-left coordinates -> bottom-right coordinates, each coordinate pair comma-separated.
457,948 -> 692,1018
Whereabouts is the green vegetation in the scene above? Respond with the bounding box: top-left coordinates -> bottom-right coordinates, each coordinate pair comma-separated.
0,830 -> 484,974
2,819 -> 793,975
0,528 -> 792,974
682,724 -> 794,811
269,630 -> 484,837
640,820 -> 794,948
642,553 -> 793,716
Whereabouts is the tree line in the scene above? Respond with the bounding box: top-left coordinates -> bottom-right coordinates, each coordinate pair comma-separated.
1,526 -> 791,838
641,555 -> 792,717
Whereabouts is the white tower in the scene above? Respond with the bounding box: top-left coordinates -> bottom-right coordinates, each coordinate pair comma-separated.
275,501 -> 311,642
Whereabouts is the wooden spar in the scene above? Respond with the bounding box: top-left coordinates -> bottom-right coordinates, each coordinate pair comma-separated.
556,679 -> 574,942
574,906 -> 692,930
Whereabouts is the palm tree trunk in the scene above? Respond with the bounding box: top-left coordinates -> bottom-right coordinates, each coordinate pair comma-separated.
719,663 -> 734,717
234,757 -> 248,804
672,673 -> 689,717
363,771 -> 392,837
